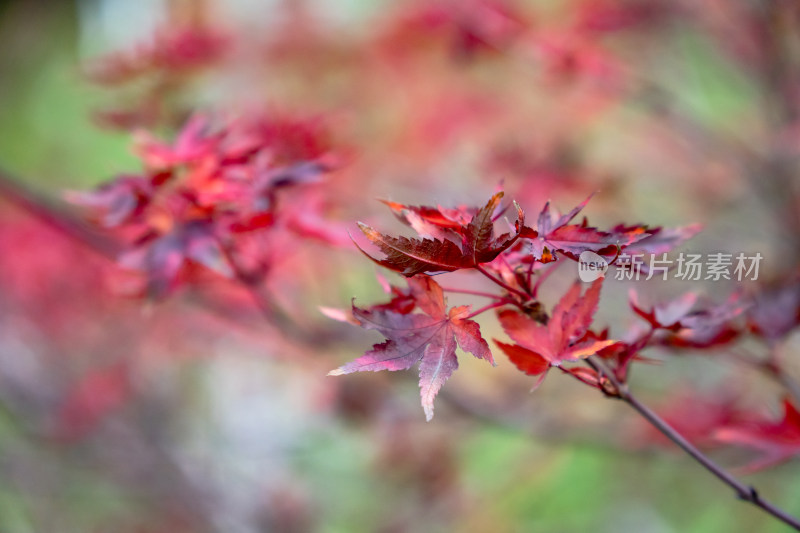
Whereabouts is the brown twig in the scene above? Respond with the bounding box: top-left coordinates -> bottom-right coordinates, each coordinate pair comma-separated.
586,356 -> 800,531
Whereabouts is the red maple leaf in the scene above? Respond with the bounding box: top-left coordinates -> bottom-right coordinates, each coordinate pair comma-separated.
631,390 -> 742,450
355,192 -> 524,276
649,293 -> 747,349
378,198 -> 476,244
496,278 -> 616,386
328,275 -> 494,420
523,195 -> 647,262
629,290 -> 699,331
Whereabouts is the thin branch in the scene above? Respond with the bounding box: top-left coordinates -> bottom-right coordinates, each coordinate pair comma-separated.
465,300 -> 508,319
438,286 -> 508,300
586,356 -> 800,531
0,168 -> 119,257
475,264 -> 530,300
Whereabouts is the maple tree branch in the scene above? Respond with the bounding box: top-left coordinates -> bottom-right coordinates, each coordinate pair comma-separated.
0,167 -> 120,257
585,356 -> 800,531
218,244 -> 351,350
221,247 -> 278,319
219,244 -> 304,329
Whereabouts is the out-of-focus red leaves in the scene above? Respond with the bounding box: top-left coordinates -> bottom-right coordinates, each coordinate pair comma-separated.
629,290 -> 700,331
72,112 -> 346,298
84,20 -> 232,130
650,293 -> 748,349
747,281 -> 800,342
574,0 -> 672,34
134,114 -> 221,170
714,398 -> 800,472
65,175 -> 154,229
632,391 -> 743,450
0,206 -> 120,339
328,275 -> 494,421
377,0 -> 529,62
118,221 -> 233,297
526,29 -> 627,88
85,24 -> 229,85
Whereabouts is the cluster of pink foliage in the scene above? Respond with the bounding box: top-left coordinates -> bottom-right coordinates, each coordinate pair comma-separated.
68,113 -> 346,298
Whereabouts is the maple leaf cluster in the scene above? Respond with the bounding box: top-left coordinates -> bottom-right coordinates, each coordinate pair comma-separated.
333,190 -> 800,478
84,18 -> 231,130
331,192 -> 700,419
377,0 -> 529,61
70,113 -> 344,298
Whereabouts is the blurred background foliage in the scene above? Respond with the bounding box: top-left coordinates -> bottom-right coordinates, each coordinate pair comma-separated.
0,1 -> 799,532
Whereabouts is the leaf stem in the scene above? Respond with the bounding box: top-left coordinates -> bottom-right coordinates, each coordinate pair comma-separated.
557,366 -> 599,388
585,356 -> 800,531
465,301 -> 508,319
475,264 -> 530,300
439,286 -> 508,300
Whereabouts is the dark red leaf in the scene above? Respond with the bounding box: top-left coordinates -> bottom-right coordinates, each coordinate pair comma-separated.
525,196 -> 648,261
328,275 -> 494,420
355,192 -> 524,276
497,278 -> 616,368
